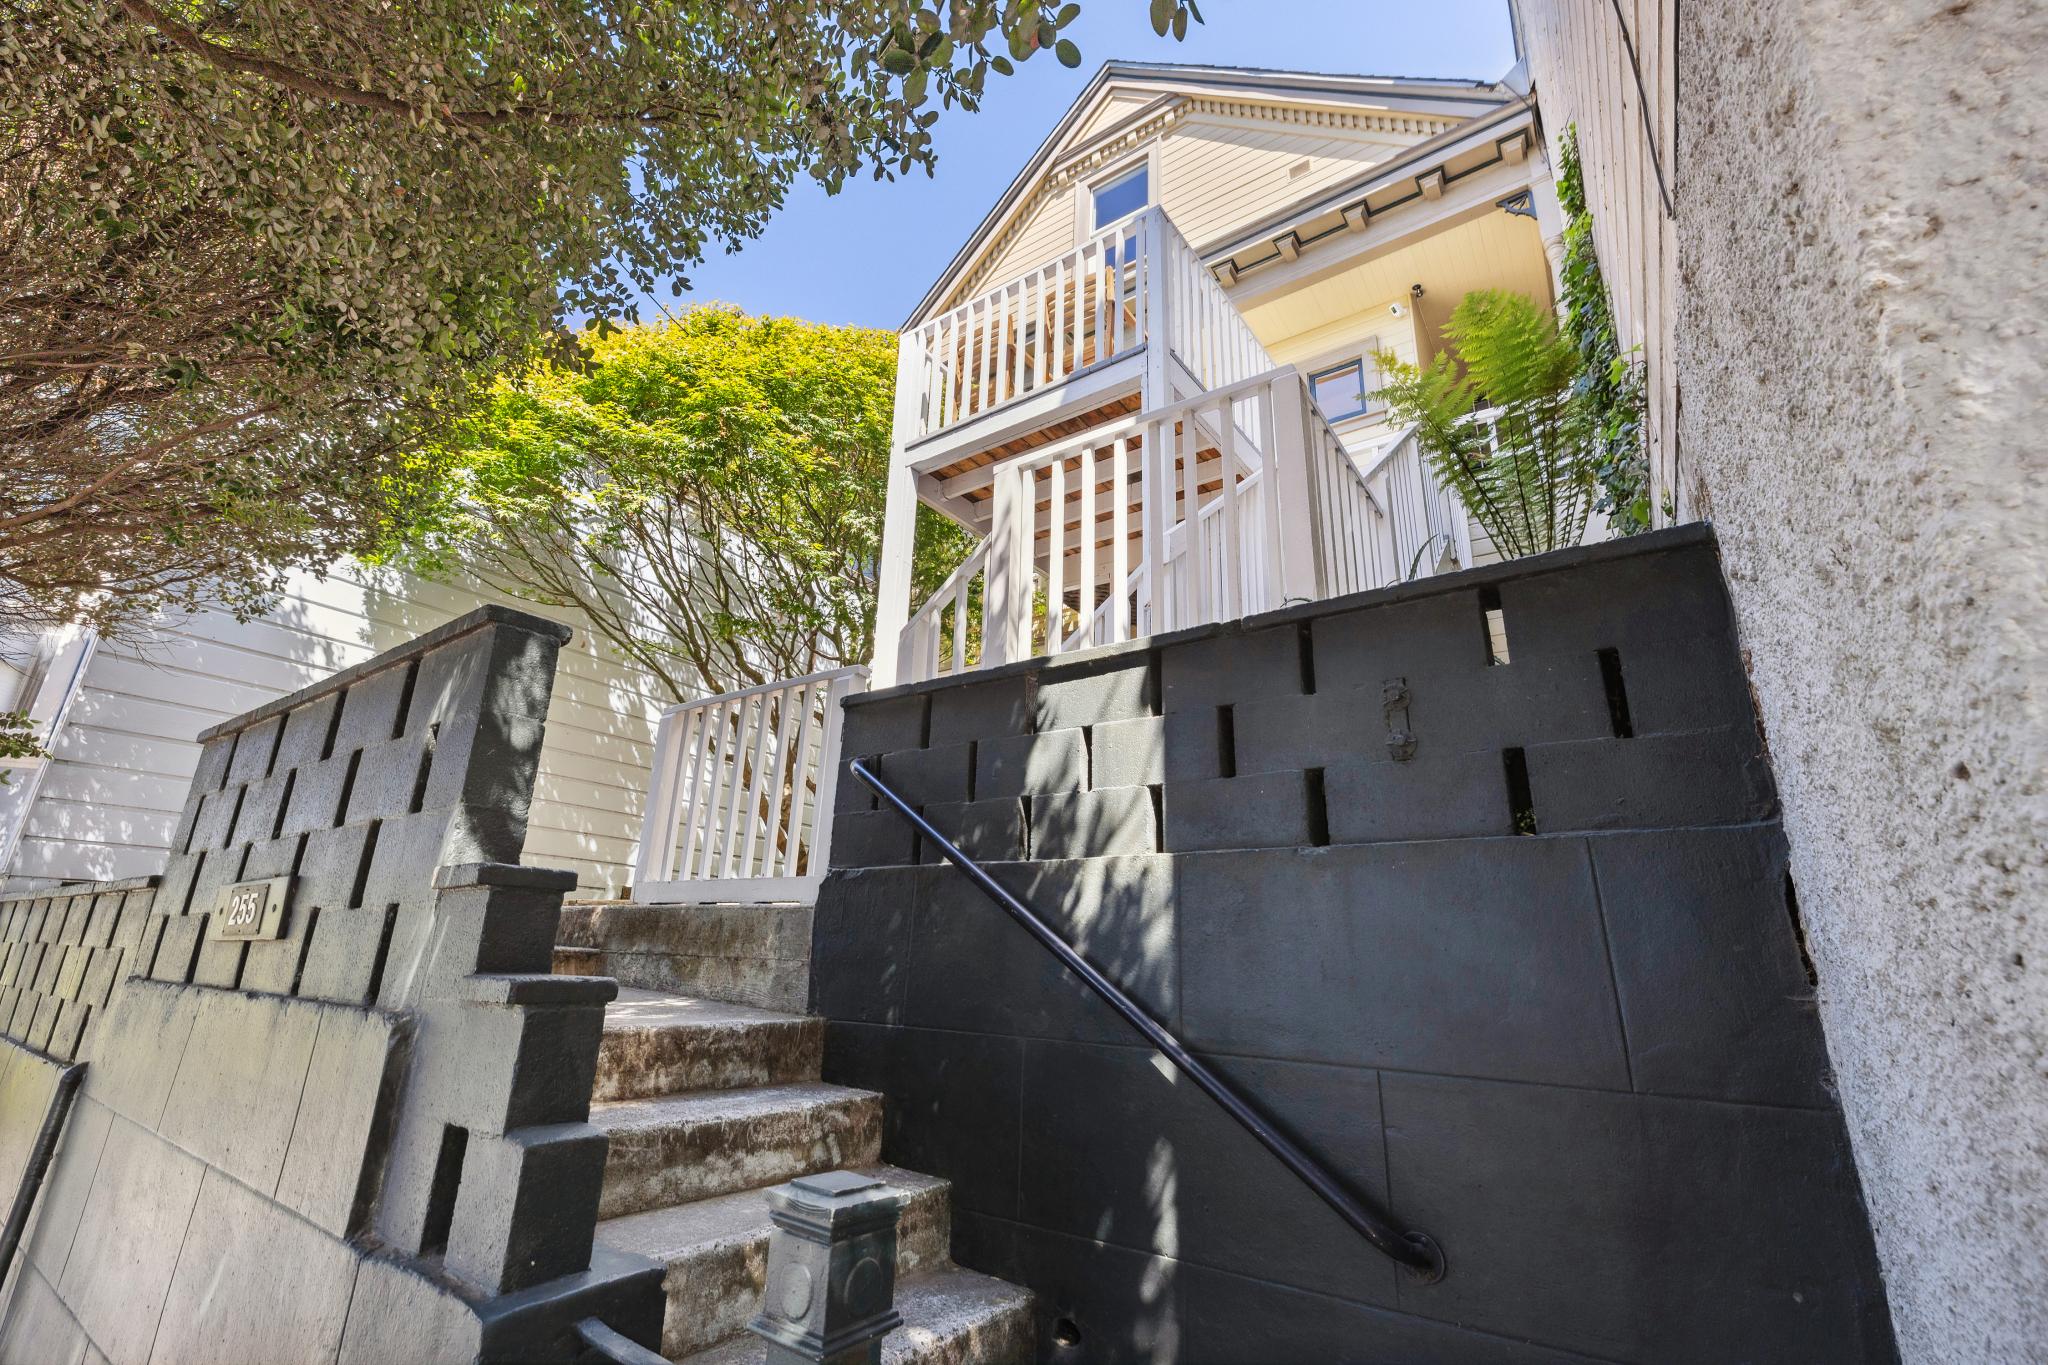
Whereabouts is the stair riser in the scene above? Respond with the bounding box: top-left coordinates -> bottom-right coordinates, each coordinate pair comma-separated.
599,1096 -> 883,1218
556,947 -> 809,1015
879,1301 -> 1034,1365
559,902 -> 812,959
653,1179 -> 950,1359
595,1017 -> 823,1102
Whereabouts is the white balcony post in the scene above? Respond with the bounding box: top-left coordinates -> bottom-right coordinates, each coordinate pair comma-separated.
1140,209 -> 1172,410
1264,371 -> 1324,607
983,462 -> 1033,667
873,334 -> 926,689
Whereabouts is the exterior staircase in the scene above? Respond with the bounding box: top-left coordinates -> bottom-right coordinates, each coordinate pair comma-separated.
555,902 -> 1034,1364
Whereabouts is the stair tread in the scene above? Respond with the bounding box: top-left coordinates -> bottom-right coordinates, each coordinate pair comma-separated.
592,1081 -> 880,1132
594,1163 -> 947,1262
603,988 -> 811,1033
677,1266 -> 1034,1365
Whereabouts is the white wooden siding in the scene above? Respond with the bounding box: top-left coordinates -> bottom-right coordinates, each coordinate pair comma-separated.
1512,0 -> 1680,518
959,110 -> 1430,304
6,564 -> 671,897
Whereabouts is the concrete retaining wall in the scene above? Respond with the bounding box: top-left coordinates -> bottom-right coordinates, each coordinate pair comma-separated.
811,528 -> 1895,1363
0,607 -> 662,1364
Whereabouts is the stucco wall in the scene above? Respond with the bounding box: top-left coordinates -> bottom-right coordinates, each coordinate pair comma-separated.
1676,1 -> 2046,1358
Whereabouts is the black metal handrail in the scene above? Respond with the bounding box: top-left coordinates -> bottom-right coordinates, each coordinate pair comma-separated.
848,758 -> 1446,1283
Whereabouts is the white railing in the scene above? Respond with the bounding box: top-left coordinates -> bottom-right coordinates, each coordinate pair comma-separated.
901,538 -> 990,681
900,368 -> 1364,684
632,666 -> 867,904
1360,413 -> 1488,580
899,208 -> 1276,446
1156,215 -> 1275,395
1302,405 -> 1398,597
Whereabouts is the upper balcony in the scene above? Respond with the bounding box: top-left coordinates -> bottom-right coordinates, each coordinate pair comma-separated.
892,206 -> 1272,518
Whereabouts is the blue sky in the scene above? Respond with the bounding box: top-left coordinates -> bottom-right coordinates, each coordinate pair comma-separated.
643,1 -> 1519,331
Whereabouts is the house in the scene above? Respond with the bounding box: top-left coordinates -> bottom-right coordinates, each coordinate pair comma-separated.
636,62 -> 1578,899
871,62 -> 1570,691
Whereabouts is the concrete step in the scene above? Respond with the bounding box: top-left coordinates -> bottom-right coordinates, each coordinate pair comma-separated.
676,1265 -> 1035,1365
597,989 -> 822,1102
592,1082 -> 884,1220
595,1164 -> 951,1360
556,901 -> 813,1013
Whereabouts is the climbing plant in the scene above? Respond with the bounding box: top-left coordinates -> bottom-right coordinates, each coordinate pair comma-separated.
1376,290 -> 1599,559
1556,125 -> 1651,534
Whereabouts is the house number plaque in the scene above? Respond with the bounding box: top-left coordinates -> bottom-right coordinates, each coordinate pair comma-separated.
211,876 -> 291,941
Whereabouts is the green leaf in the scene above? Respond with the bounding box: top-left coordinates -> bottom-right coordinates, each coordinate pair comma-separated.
1055,38 -> 1082,67
991,54 -> 1014,75
1150,0 -> 1174,35
880,47 -> 916,74
1171,8 -> 1186,38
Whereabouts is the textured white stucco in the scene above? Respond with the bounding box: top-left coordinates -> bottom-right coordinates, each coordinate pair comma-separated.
1677,1 -> 2045,1358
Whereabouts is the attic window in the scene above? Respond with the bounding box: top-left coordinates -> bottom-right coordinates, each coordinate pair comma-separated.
1092,164 -> 1150,230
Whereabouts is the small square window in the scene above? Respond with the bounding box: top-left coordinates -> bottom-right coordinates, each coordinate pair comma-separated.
1309,358 -> 1374,422
1092,165 -> 1150,229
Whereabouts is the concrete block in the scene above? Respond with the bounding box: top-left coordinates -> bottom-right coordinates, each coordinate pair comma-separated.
82,892 -> 122,949
1035,653 -> 1155,729
1162,706 -> 1228,782
22,1095 -> 112,1286
1016,1038 -> 1399,1307
823,1022 -> 1023,1223
279,750 -> 360,836
413,883 -> 564,994
839,692 -> 928,757
1311,588 -> 1494,684
875,742 -> 974,807
291,820 -> 378,913
446,1123 -> 610,1293
151,849 -> 206,917
1323,749 -> 1514,843
809,868 -> 922,1025
108,889 -> 154,957
402,1000 -> 603,1135
832,755 -> 879,814
829,810 -> 917,870
333,660 -> 415,751
975,729 -> 1085,799
1091,715 -> 1165,789
273,691 -> 343,770
1029,787 -> 1156,860
47,1000 -> 88,1062
227,767 -> 295,847
78,947 -> 122,1012
904,856 -> 1176,1047
157,990 -> 323,1194
1178,841 -> 1630,1088
1230,688 -> 1379,776
1164,771 -> 1315,853
272,1006 -> 406,1237
150,1166 -> 360,1365
918,798 -> 1028,865
1381,1072 -> 1890,1363
345,734 -> 432,824
0,1263 -> 88,1365
1160,624 -> 1303,711
337,1253 -> 484,1365
147,913 -> 203,985
189,933 -> 246,990
1589,631 -> 1757,736
927,675 -> 1032,745
24,996 -> 58,1051
188,732 -> 237,796
295,905 -> 395,1005
1523,728 -> 1777,831
1496,541 -> 1735,654
52,943 -> 86,1001
1593,828 -> 1835,1109
59,1116 -> 206,1365
225,713 -> 285,785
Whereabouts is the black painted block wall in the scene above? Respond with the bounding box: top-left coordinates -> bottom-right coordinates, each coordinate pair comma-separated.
811,527 -> 1896,1364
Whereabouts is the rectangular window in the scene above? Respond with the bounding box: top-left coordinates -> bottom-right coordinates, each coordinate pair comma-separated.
1091,164 -> 1150,229
1309,358 -> 1372,422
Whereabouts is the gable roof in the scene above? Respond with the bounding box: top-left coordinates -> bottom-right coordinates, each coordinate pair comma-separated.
903,61 -> 1514,327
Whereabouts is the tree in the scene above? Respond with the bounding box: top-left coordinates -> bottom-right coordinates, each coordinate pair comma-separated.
0,0 -> 1199,634
392,306 -> 974,699
1376,289 -> 1599,560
